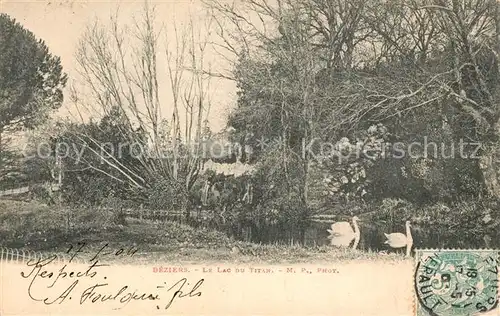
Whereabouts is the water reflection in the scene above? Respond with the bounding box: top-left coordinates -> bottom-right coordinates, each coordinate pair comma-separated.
327,217 -> 361,249
162,213 -> 492,251
303,221 -> 491,251
231,220 -> 492,252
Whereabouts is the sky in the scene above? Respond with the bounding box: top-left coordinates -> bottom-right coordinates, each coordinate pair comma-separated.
1,0 -> 237,134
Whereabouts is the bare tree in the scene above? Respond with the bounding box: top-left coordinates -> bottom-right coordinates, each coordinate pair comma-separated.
70,2 -> 213,212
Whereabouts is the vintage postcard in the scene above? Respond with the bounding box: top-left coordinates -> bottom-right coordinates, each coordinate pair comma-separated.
2,0 -> 500,315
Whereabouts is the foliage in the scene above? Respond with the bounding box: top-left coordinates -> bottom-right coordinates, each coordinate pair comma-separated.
0,14 -> 66,187
185,147 -> 310,242
146,177 -> 187,211
8,0 -> 500,252
0,13 -> 67,132
54,107 -> 147,206
207,0 -> 500,221
0,142 -> 25,187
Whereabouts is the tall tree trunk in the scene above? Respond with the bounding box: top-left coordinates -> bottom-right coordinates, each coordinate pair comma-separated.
480,121 -> 500,198
480,149 -> 500,198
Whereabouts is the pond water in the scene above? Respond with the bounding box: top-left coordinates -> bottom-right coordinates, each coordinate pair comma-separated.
228,220 -> 493,253
151,212 -> 494,252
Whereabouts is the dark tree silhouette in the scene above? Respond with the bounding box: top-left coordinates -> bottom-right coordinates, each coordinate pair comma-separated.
0,13 -> 67,132
0,13 -> 67,182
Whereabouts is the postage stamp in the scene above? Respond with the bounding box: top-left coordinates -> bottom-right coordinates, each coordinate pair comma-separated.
414,249 -> 499,316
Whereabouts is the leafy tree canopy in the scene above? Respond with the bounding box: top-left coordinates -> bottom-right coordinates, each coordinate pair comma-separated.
0,13 -> 67,132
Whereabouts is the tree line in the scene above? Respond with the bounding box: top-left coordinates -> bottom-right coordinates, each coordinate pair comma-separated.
3,0 -> 500,244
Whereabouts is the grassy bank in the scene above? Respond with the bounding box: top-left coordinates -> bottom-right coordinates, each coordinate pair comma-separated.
0,199 -> 409,264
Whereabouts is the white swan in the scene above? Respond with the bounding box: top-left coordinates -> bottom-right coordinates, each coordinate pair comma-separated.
384,220 -> 413,257
327,216 -> 361,249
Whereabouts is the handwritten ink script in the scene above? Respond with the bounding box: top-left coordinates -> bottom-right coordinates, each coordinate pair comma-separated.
19,243 -> 204,311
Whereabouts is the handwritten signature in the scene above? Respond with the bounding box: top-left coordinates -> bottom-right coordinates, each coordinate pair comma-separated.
78,278 -> 204,310
20,251 -> 204,310
157,278 -> 204,310
20,254 -> 104,304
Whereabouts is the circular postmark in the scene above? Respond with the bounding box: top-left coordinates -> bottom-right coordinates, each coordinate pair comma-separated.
415,251 -> 499,316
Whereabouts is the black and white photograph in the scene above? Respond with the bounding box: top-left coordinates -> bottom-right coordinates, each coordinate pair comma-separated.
2,0 -> 500,315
